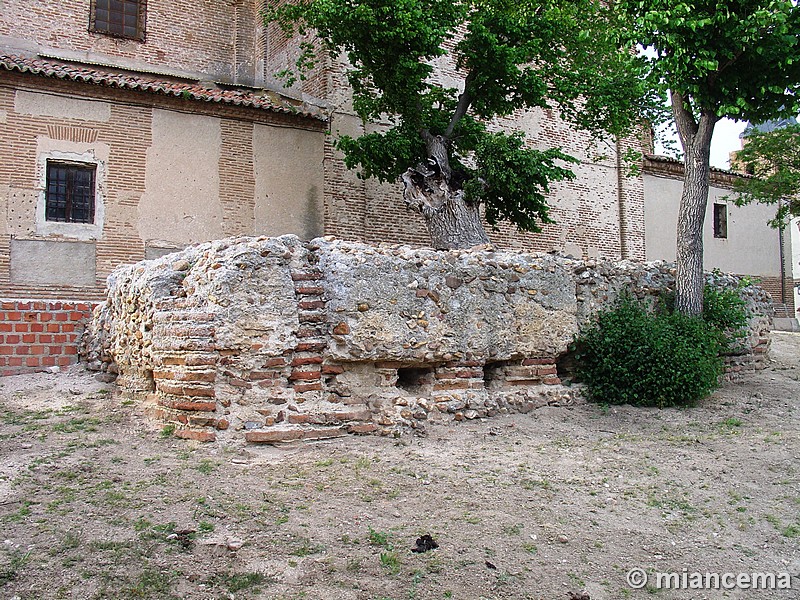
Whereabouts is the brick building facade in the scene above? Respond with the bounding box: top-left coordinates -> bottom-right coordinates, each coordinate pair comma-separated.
0,0 -> 647,374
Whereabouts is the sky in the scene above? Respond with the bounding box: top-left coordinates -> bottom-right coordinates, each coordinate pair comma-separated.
709,119 -> 748,170
655,118 -> 748,170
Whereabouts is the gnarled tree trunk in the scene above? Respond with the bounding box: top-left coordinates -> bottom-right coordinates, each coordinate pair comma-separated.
401,132 -> 490,250
672,92 -> 718,316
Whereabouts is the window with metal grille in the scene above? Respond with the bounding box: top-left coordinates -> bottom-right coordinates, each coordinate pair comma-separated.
90,0 -> 146,41
45,162 -> 96,224
713,203 -> 728,239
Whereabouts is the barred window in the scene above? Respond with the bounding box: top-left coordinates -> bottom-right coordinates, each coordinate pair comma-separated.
90,0 -> 146,41
713,203 -> 728,239
45,162 -> 96,224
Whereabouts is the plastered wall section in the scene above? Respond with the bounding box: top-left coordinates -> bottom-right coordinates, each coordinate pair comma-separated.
643,173 -> 782,277
253,124 -> 325,240
138,109 -> 226,244
0,82 -> 326,303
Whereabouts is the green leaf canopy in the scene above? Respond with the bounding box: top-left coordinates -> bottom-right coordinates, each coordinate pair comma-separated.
266,0 -> 654,232
732,123 -> 800,226
620,0 -> 800,122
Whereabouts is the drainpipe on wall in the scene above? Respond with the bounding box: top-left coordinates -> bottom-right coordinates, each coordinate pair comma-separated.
616,138 -> 628,260
779,198 -> 787,305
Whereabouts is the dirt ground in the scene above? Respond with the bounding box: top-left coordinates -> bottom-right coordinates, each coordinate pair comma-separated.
0,333 -> 798,600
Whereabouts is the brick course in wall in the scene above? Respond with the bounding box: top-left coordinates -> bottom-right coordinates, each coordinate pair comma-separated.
0,0 -> 256,84
0,300 -> 95,375
758,275 -> 796,315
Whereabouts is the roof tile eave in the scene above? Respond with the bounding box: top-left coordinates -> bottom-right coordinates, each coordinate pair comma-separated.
643,153 -> 752,179
0,53 -> 327,122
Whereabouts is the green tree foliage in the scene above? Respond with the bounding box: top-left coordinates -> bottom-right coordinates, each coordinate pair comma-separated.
616,0 -> 800,314
731,123 -> 800,227
265,0 -> 654,243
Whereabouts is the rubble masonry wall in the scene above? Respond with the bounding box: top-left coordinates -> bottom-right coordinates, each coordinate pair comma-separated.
83,236 -> 772,444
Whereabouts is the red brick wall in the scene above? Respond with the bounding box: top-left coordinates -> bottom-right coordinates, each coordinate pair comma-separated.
0,0 -> 255,83
758,276 -> 796,315
321,115 -> 640,259
0,300 -> 95,375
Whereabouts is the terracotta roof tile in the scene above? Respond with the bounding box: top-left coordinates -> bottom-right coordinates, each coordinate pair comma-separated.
644,153 -> 750,178
0,54 -> 326,121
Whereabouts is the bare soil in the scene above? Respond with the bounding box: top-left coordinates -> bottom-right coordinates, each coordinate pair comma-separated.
0,333 -> 798,600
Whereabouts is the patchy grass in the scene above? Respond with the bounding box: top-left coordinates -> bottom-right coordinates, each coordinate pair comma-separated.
0,549 -> 31,586
0,337 -> 799,599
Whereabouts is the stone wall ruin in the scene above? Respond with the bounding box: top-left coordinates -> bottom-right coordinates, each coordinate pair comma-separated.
83,236 -> 772,444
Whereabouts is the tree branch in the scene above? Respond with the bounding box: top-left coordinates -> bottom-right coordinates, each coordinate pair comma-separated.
696,109 -> 719,150
444,70 -> 476,140
670,90 -> 699,151
715,50 -> 744,78
420,129 -> 452,181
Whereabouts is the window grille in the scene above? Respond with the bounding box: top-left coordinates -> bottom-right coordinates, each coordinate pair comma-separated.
90,0 -> 146,41
45,162 -> 96,224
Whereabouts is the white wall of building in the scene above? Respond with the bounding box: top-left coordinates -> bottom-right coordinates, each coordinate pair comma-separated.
644,173 -> 782,277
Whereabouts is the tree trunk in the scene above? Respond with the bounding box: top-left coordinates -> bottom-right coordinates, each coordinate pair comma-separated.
671,92 -> 718,316
401,133 -> 490,250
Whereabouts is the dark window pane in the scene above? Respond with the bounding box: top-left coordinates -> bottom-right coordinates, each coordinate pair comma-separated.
45,162 -> 96,224
91,0 -> 145,40
713,203 -> 728,239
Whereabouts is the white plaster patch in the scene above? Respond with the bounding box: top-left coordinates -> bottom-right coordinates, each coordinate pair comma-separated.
138,109 -> 224,244
253,123 -> 325,239
0,109 -> 7,123
10,239 -> 97,286
15,90 -> 111,122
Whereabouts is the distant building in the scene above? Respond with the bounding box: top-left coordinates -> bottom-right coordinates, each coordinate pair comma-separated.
643,154 -> 799,329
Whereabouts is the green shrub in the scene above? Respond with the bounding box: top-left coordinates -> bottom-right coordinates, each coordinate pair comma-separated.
660,284 -> 750,352
701,285 -> 749,351
573,295 -> 725,407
